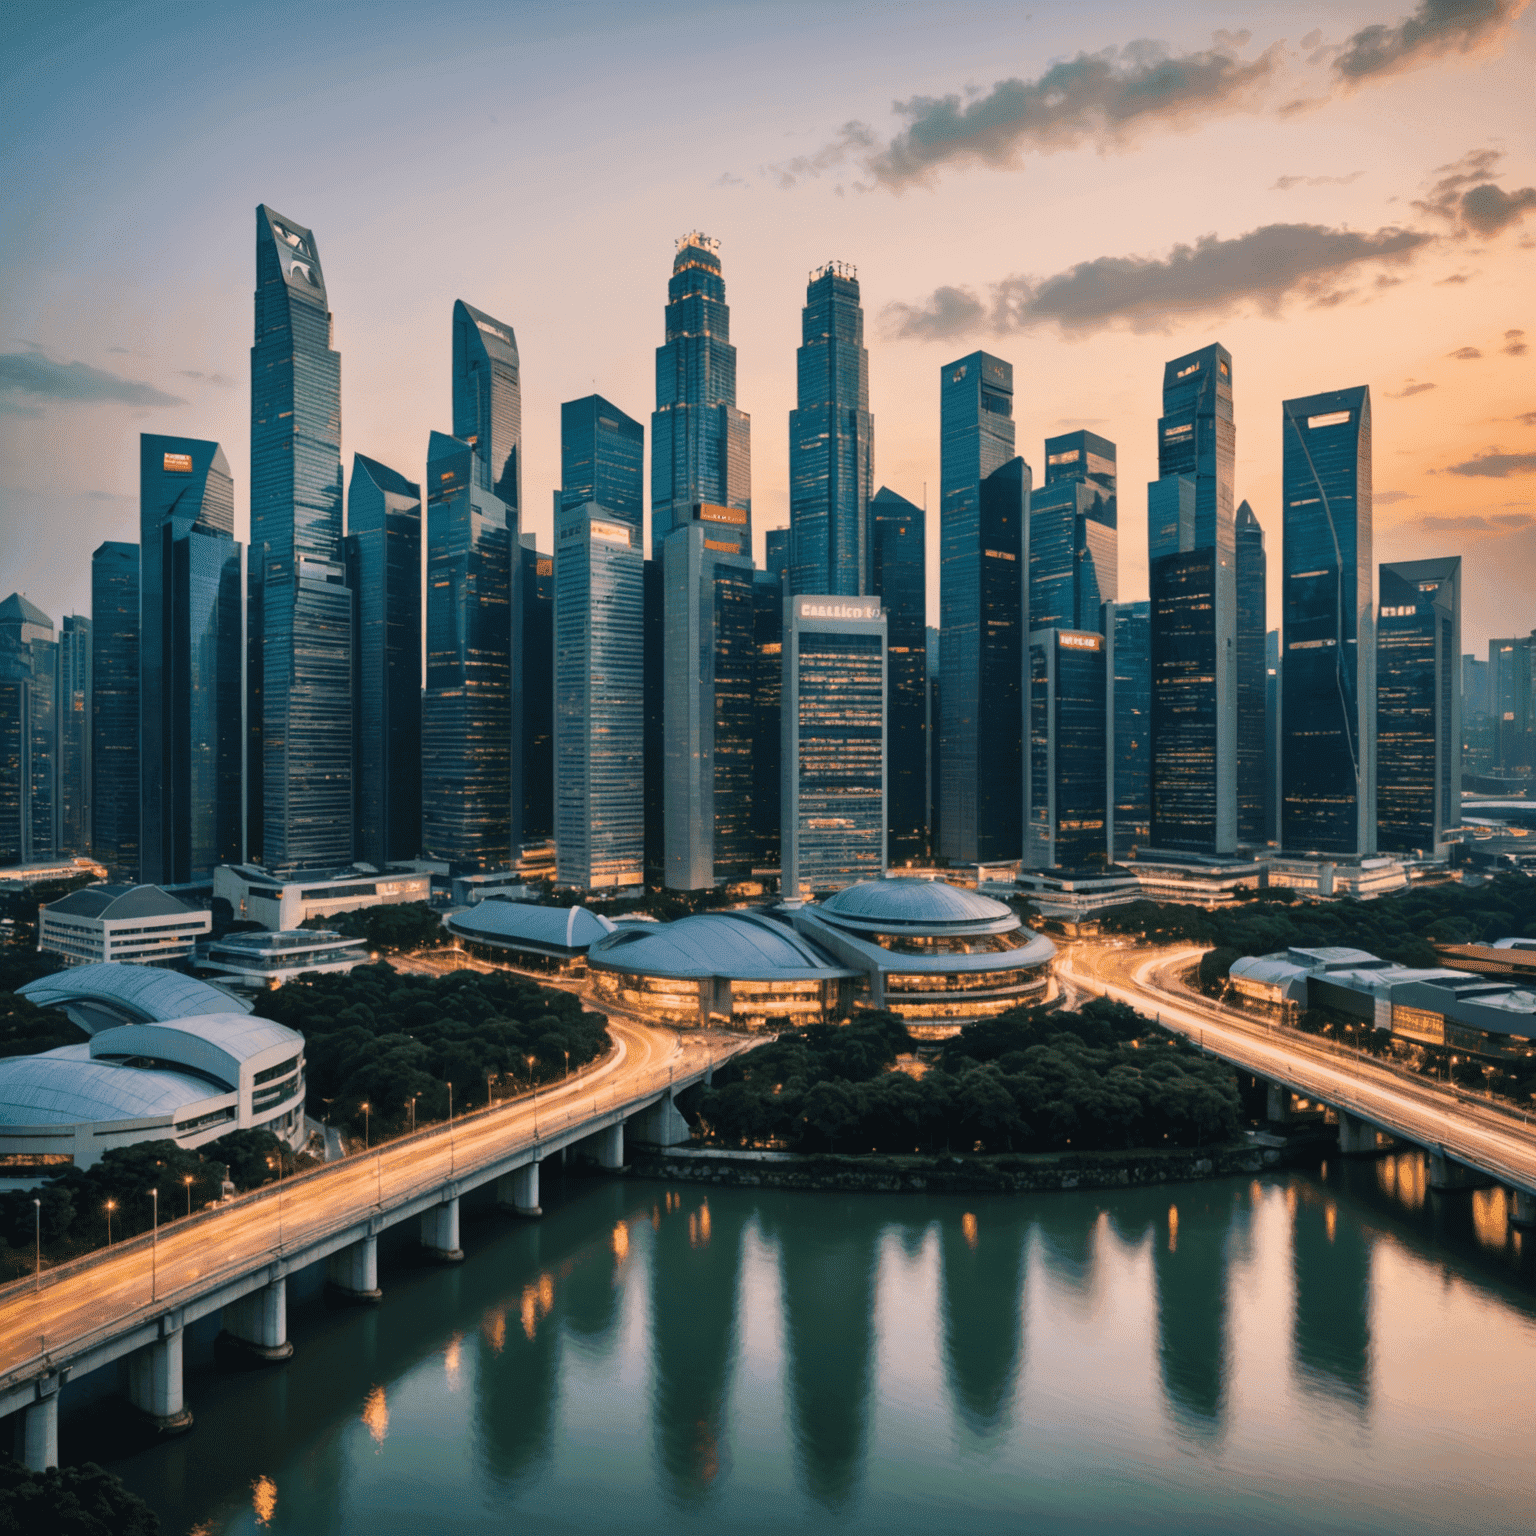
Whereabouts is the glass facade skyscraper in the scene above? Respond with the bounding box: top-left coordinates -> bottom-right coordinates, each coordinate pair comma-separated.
1105,600 -> 1150,860
521,536 -> 554,843
1044,430 -> 1117,524
90,541 -> 139,879
453,300 -> 522,510
789,262 -> 873,597
249,205 -> 350,874
1028,475 -> 1117,634
870,487 -> 926,863
0,594 -> 55,865
555,503 -> 644,890
1377,557 -> 1460,856
765,528 -> 790,589
344,453 -> 421,867
561,395 -> 643,540
1488,633 -> 1535,771
1025,628 -> 1108,871
141,434 -> 242,884
1281,386 -> 1375,856
651,233 -> 751,559
751,571 -> 784,873
782,595 -> 886,897
57,615 -> 91,857
1235,499 -> 1267,846
939,351 -> 1027,864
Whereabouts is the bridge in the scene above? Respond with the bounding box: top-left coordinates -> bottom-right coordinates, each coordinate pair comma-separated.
1061,941 -> 1536,1222
1,1015 -> 744,1471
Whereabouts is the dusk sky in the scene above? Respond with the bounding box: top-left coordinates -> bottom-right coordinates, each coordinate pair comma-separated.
2,0 -> 1532,652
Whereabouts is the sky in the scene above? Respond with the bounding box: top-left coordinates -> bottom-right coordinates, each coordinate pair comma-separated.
1,0 -> 1532,654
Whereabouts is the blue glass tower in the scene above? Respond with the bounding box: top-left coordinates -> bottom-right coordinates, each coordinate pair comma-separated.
1235,500 -> 1267,846
521,535 -> 554,842
0,594 -> 56,864
57,615 -> 91,857
453,300 -> 522,511
91,541 -> 139,879
1025,628 -> 1108,870
765,528 -> 790,588
1281,386 -> 1375,856
1029,432 -> 1117,635
561,395 -> 643,539
1105,599 -> 1151,860
789,261 -> 873,597
651,233 -> 751,559
249,205 -> 350,874
870,487 -> 926,862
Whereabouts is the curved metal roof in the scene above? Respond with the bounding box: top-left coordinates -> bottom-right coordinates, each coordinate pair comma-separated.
44,884 -> 197,920
0,1049 -> 218,1126
588,911 -> 849,980
19,964 -> 251,1028
817,878 -> 1016,931
448,901 -> 615,952
90,1016 -> 301,1083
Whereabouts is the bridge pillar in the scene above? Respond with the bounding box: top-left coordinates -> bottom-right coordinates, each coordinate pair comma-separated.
629,1096 -> 691,1147
594,1122 -> 624,1170
326,1235 -> 382,1303
127,1324 -> 193,1433
221,1276 -> 293,1361
421,1198 -> 463,1261
1511,1189 -> 1536,1228
496,1163 -> 540,1217
1265,1082 -> 1293,1123
1427,1153 -> 1495,1192
1336,1112 -> 1387,1157
13,1388 -> 58,1471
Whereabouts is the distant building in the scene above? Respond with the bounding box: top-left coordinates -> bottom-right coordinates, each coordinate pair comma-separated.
56,615 -> 91,858
213,863 -> 431,932
751,571 -> 784,873
1462,653 -> 1490,718
1105,600 -> 1150,860
38,884 -> 211,967
197,929 -> 368,990
765,528 -> 790,588
0,593 -> 57,866
453,298 -> 522,510
1263,855 -> 1405,900
1235,499 -> 1267,845
870,487 -> 926,863
1488,632 -> 1534,772
521,535 -> 554,843
447,900 -> 616,975
1025,628 -> 1109,870
643,560 -> 665,883
90,543 -> 140,880
1030,431 -> 1116,639
1265,629 -> 1281,844
560,394 -> 643,539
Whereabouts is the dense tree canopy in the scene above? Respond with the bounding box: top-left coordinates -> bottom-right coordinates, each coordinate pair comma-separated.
298,901 -> 447,955
0,1460 -> 160,1536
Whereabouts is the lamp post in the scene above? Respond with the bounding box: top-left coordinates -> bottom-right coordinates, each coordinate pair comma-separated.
184,1173 -> 194,1218
362,1101 -> 371,1152
105,1199 -> 115,1247
33,1199 -> 40,1293
448,1082 -> 455,1175
563,1049 -> 569,1080
150,1188 -> 159,1302
408,1096 -> 417,1134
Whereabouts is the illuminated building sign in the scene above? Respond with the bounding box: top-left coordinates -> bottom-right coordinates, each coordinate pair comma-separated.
692,503 -> 747,526
591,520 -> 631,544
703,539 -> 739,553
1307,410 -> 1351,429
163,452 -> 193,473
797,599 -> 881,621
1058,631 -> 1102,651
475,319 -> 511,344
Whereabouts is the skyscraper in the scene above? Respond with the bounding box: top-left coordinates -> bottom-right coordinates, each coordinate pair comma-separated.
249,205 -> 350,873
765,528 -> 790,589
782,595 -> 886,897
1032,430 -> 1117,635
561,394 -> 643,539
651,233 -> 751,559
939,351 -> 1027,864
1044,429 -> 1117,523
521,535 -> 554,843
751,570 -> 784,872
141,434 -> 243,884
344,454 -> 421,867
1281,386 -> 1375,856
1235,499 -> 1267,846
1105,600 -> 1150,860
1147,344 -> 1237,854
1025,628 -> 1108,870
555,503 -> 644,891
0,594 -> 55,865
91,542 -> 139,880
870,487 -> 926,863
1377,557 -> 1460,856
1488,633 -> 1535,772
453,300 -> 522,510
56,615 -> 91,857
1265,630 -> 1282,844
788,261 -> 873,597
643,560 -> 665,882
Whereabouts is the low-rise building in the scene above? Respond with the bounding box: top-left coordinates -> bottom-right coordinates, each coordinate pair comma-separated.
1127,853 -> 1264,906
1015,869 -> 1141,921
214,863 -> 431,931
0,856 -> 109,888
18,963 -> 249,1033
1261,855 -> 1408,900
446,900 -> 616,974
196,929 -> 369,990
37,884 -> 211,967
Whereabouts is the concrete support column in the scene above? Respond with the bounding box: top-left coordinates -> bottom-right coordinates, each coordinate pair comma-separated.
326,1235 -> 382,1303
127,1327 -> 193,1432
1265,1082 -> 1293,1123
1427,1153 -> 1494,1192
496,1163 -> 541,1217
13,1391 -> 58,1472
221,1276 -> 293,1361
1336,1111 -> 1384,1157
421,1197 -> 463,1261
1510,1189 -> 1536,1228
594,1122 -> 624,1170
630,1096 -> 691,1148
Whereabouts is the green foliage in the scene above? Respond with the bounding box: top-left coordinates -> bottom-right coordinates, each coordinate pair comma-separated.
299,902 -> 446,954
0,1459 -> 160,1536
0,874 -> 98,946
0,990 -> 83,1061
206,1128 -> 290,1190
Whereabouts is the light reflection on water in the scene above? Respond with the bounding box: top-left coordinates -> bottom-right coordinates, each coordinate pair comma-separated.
94,1155 -> 1535,1536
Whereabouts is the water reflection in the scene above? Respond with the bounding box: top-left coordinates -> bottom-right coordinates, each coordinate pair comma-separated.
939,1203 -> 1027,1435
1291,1183 -> 1371,1407
1151,1190 -> 1235,1436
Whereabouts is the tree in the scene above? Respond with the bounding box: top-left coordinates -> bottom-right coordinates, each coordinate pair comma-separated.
207,1128 -> 289,1191
799,1081 -> 858,1152
0,1460 -> 160,1535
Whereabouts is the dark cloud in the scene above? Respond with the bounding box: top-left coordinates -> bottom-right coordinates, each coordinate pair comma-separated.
1461,180 -> 1536,235
709,171 -> 748,189
1415,147 -> 1536,237
1332,0 -> 1528,83
883,222 -> 1430,339
1386,380 -> 1437,397
1445,450 -> 1536,477
1502,328 -> 1528,356
177,369 -> 236,388
1518,410 -> 1536,426
1419,510 -> 1535,529
1272,171 -> 1364,190
0,350 -> 185,414
1434,271 -> 1474,284
764,121 -> 877,188
1448,345 -> 1483,359
1376,490 -> 1420,503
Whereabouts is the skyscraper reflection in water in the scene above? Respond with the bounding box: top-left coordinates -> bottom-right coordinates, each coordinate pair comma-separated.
939,1203 -> 1028,1435
1151,1189 -> 1234,1438
1289,1183 -> 1372,1407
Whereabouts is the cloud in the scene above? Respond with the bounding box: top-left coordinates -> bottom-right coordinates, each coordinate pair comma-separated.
176,369 -> 236,388
1418,511 -> 1535,530
1445,449 -> 1536,477
709,171 -> 748,189
883,221 -> 1431,339
1332,0 -> 1529,84
0,350 -> 185,415
1448,345 -> 1483,359
1415,147 -> 1536,237
1272,171 -> 1365,190
1376,490 -> 1419,503
1503,328 -> 1528,356
1518,410 -> 1536,426
107,346 -> 130,355
1386,380 -> 1436,396
764,121 -> 877,188
84,490 -> 132,502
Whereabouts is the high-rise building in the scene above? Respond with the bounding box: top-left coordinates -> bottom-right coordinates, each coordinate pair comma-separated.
554,503 -> 644,891
1147,344 -> 1236,855
1462,654 -> 1490,719
561,394 -> 643,540
141,435 -> 242,884
651,232 -> 750,559
249,205 -> 350,873
422,431 -> 514,870
788,262 -> 873,597
751,571 -> 784,872
521,535 -> 554,843
344,454 -> 421,867
939,351 -> 1028,864
643,560 -> 665,883
1025,628 -> 1108,870
1044,429 -> 1117,524
1281,386 -> 1375,856
1377,557 -> 1460,856
926,627 -> 941,859
1105,600 -> 1150,860
453,299 -> 522,510
1235,500 -> 1267,845
0,594 -> 56,865
1265,629 -> 1281,844
782,595 -> 886,896
765,528 -> 790,589
56,615 -> 91,857
1032,430 -> 1117,635
870,487 -> 926,863
90,542 -> 139,879
1488,633 -> 1535,772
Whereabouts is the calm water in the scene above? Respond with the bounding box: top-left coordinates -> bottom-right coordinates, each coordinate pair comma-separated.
75,1154 -> 1536,1536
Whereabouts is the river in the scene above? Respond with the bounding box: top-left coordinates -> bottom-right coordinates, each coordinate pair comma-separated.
71,1151 -> 1535,1534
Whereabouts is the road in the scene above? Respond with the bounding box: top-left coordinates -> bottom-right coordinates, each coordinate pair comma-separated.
1,1014 -> 740,1384
1058,940 -> 1536,1195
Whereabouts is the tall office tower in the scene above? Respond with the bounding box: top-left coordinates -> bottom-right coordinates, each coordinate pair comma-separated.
1265,630 -> 1281,844
1460,651 -> 1494,777
1044,429 -> 1117,523
1146,344 -> 1236,854
1462,654 -> 1490,719
249,206 -> 349,873
1377,557 -> 1461,856
554,503 -> 644,890
662,526 -> 756,888
56,616 -> 91,856
939,352 -> 1028,864
344,454 -> 421,867
751,571 -> 783,872
1281,386 -> 1375,856
1024,628 -> 1108,870
781,595 -> 887,896
561,394 -> 643,539
422,431 -> 514,870
0,595 -> 56,864
521,536 -> 554,841
1488,633 -> 1535,771
1032,430 -> 1117,634
140,435 -> 242,884
926,627 -> 941,858
870,487 -> 926,862
643,561 -> 665,882
1104,600 -> 1150,860
453,300 -> 522,510
651,232 -> 751,559
765,528 -> 789,589
1235,500 -> 1267,845
788,262 -> 873,597
90,542 -> 139,878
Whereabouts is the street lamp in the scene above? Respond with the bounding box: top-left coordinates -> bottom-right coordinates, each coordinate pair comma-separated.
447,1082 -> 455,1174
32,1199 -> 40,1293
105,1199 -> 116,1247
408,1096 -> 417,1134
362,1101 -> 371,1151
150,1188 -> 159,1301
184,1173 -> 194,1218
